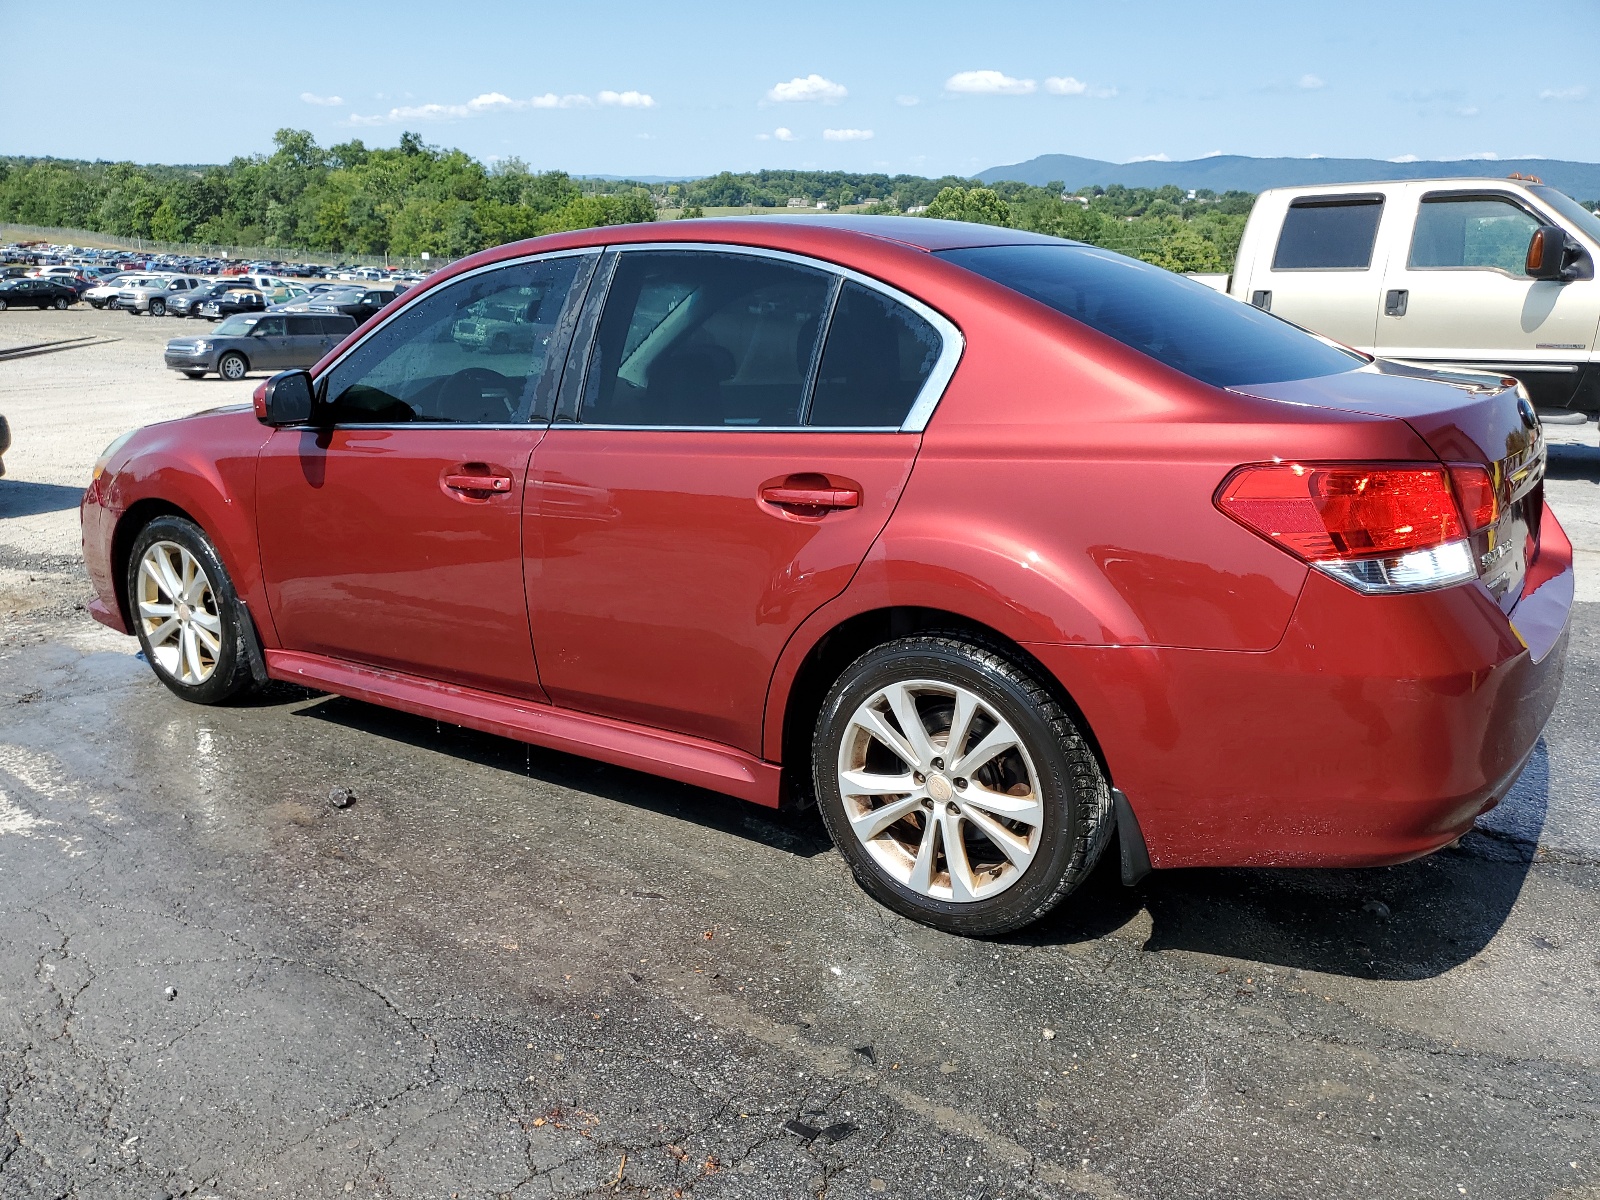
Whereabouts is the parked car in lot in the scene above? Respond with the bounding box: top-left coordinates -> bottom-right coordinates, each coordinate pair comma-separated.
116,275 -> 208,316
196,286 -> 266,320
82,217 -> 1572,936
293,284 -> 403,324
86,273 -> 146,308
1199,176 -> 1600,415
0,278 -> 78,309
166,280 -> 244,318
163,311 -> 357,380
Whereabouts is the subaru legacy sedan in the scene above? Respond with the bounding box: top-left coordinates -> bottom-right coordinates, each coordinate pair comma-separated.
81,217 -> 1572,936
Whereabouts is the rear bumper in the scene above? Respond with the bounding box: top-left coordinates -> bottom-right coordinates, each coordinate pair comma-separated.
1031,505 -> 1573,870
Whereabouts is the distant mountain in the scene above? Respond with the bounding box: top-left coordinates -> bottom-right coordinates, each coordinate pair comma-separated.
577,173 -> 700,184
977,154 -> 1600,199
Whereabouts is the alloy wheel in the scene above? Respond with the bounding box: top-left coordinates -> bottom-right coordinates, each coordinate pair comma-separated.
136,540 -> 222,686
836,679 -> 1044,903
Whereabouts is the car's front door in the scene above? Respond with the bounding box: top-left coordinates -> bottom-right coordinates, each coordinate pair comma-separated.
247,315 -> 291,368
1375,190 -> 1600,383
255,250 -> 596,698
527,248 -> 954,754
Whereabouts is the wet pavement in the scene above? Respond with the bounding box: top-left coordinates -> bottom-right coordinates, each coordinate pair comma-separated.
0,307 -> 1598,1198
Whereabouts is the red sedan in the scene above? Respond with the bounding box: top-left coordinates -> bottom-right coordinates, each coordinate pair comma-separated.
81,217 -> 1572,936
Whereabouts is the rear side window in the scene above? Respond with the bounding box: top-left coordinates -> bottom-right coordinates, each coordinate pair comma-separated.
939,244 -> 1361,389
318,315 -> 356,336
580,250 -> 834,427
808,282 -> 941,427
1272,197 -> 1384,269
284,316 -> 318,335
1410,195 -> 1540,274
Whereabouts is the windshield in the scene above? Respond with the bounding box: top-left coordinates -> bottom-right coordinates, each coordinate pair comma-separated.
1529,185 -> 1600,245
937,243 -> 1363,388
214,314 -> 262,336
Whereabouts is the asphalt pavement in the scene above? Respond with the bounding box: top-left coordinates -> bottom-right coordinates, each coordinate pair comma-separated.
1,306 -> 1597,1200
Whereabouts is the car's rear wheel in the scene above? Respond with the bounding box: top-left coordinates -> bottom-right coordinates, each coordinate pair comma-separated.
812,635 -> 1112,937
218,352 -> 247,381
149,298 -> 166,316
127,517 -> 256,705
0,298 -> 8,311
53,296 -> 69,310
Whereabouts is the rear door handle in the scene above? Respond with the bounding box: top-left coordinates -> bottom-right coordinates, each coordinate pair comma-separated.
1384,288 -> 1409,317
760,484 -> 860,511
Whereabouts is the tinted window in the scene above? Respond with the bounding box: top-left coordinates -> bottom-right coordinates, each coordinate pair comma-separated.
284,315 -> 318,335
1272,198 -> 1384,269
808,282 -> 941,427
253,316 -> 287,336
1410,196 -> 1540,273
320,254 -> 590,425
317,315 -> 356,336
580,250 -> 833,427
939,244 -> 1361,389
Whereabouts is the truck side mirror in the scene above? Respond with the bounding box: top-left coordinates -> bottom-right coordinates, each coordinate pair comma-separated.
1526,225 -> 1572,280
254,370 -> 314,427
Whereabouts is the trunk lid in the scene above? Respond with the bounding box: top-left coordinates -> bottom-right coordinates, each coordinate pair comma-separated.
1232,361 -> 1546,613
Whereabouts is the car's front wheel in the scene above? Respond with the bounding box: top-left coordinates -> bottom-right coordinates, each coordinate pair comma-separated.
53,296 -> 69,310
127,517 -> 256,705
812,635 -> 1112,937
149,298 -> 166,316
218,351 -> 247,381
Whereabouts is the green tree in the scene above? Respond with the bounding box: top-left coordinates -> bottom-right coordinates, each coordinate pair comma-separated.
923,186 -> 1011,226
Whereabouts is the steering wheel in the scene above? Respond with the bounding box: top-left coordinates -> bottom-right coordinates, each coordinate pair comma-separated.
437,367 -> 519,422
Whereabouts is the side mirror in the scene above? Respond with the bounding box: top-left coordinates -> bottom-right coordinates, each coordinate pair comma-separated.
254,369 -> 314,427
1526,224 -> 1573,280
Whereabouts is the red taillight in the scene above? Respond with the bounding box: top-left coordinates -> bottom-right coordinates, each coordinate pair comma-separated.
1447,463 -> 1498,533
1216,462 -> 1466,561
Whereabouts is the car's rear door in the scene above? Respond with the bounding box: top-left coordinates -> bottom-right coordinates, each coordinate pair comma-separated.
254,250 -> 596,699
526,246 -> 957,754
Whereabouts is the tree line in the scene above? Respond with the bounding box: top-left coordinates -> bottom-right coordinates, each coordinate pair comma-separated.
0,129 -> 1252,271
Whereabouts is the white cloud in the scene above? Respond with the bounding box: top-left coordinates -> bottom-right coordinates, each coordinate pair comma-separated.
1457,105 -> 1480,117
945,70 -> 1036,95
1202,149 -> 1226,158
300,92 -> 344,107
1389,153 -> 1421,163
1298,74 -> 1325,90
823,128 -> 873,141
1044,76 -> 1087,96
1127,153 -> 1170,163
599,90 -> 656,108
775,127 -> 798,141
767,74 -> 847,103
896,94 -> 920,107
347,88 -> 632,124
1539,85 -> 1588,101
1464,151 -> 1501,160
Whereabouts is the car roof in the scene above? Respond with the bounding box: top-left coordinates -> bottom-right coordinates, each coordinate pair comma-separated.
711,214 -> 1064,252
1256,176 -> 1545,199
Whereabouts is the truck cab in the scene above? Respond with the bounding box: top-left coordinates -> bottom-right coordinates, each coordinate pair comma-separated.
1227,177 -> 1600,413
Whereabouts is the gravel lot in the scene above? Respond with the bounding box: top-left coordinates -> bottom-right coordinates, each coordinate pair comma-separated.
2,305 -> 1598,1200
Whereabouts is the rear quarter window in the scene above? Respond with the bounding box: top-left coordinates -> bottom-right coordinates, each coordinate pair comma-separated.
938,243 -> 1362,389
1272,197 -> 1384,269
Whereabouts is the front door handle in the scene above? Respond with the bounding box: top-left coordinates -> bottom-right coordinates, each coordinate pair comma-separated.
1384,288 -> 1409,317
760,479 -> 861,513
442,469 -> 513,496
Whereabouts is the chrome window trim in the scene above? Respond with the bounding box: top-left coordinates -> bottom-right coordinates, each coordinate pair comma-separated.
574,241 -> 965,434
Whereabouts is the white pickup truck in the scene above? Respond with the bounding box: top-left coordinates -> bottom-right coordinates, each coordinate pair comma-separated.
1195,176 -> 1600,416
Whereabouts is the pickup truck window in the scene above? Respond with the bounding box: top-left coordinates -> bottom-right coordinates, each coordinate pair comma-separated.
1529,184 -> 1600,245
1272,197 -> 1383,270
1410,196 -> 1538,274
939,244 -> 1362,388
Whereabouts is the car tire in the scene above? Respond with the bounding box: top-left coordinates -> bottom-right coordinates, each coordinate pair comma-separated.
812,634 -> 1113,937
127,516 -> 257,705
149,298 -> 166,316
218,352 -> 248,381
0,298 -> 7,311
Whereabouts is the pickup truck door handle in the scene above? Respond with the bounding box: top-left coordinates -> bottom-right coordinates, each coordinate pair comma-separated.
1384,288 -> 1409,317
760,480 -> 861,513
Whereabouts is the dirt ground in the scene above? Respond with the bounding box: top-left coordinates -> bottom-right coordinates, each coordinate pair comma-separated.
1,304 -> 1598,1199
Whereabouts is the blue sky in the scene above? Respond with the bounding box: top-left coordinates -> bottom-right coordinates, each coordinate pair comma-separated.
5,0 -> 1597,176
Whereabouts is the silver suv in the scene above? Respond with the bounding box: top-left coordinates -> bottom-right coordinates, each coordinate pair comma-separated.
116,275 -> 207,316
164,312 -> 357,380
